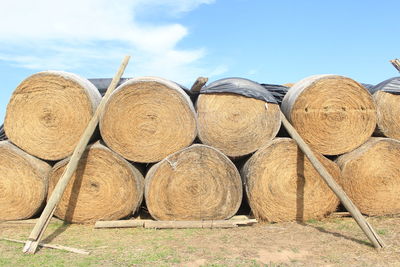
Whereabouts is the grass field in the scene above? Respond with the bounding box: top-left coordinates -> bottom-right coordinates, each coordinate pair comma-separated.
0,216 -> 399,266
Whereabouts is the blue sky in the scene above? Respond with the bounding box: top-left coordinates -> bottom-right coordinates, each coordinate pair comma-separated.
1,0 -> 399,122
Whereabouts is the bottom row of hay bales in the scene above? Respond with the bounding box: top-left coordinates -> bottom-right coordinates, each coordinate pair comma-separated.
1,137 -> 399,223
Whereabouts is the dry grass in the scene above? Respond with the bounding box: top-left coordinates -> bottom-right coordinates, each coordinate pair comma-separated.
0,216 -> 399,266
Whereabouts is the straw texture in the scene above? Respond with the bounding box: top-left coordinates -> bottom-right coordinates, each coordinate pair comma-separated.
336,138 -> 400,216
373,91 -> 400,140
281,75 -> 376,155
4,71 -> 101,160
100,76 -> 197,163
241,138 -> 341,222
145,144 -> 242,221
48,142 -> 144,223
196,93 -> 281,157
0,141 -> 51,220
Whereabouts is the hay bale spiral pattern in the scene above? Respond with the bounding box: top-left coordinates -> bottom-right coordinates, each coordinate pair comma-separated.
0,141 -> 51,220
281,74 -> 376,155
242,138 -> 341,222
100,76 -> 197,163
48,142 -> 144,223
197,93 -> 281,157
5,71 -> 101,160
145,144 -> 242,221
336,138 -> 400,216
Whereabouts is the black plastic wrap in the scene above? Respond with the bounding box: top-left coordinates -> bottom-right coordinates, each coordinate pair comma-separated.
200,77 -> 278,104
89,78 -> 131,96
369,77 -> 400,95
361,83 -> 375,91
0,124 -> 6,141
260,84 -> 289,105
89,77 -> 195,101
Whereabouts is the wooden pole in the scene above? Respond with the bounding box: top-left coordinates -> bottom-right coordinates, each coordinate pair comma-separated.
280,111 -> 386,249
94,220 -> 147,229
23,56 -> 131,254
3,238 -> 90,255
144,220 -> 238,229
190,77 -> 208,93
94,219 -> 257,229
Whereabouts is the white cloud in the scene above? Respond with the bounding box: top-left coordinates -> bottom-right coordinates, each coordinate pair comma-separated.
0,0 -> 226,85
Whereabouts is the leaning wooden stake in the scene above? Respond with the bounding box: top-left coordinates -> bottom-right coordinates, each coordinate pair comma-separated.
23,56 -> 131,254
390,58 -> 400,72
280,111 -> 386,249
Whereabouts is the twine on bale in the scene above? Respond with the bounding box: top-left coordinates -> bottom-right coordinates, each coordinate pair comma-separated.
5,71 -> 101,160
197,94 -> 281,157
48,142 -> 144,223
100,76 -> 197,163
241,138 -> 341,222
145,144 -> 242,221
0,141 -> 51,221
281,74 -> 377,155
336,138 -> 400,216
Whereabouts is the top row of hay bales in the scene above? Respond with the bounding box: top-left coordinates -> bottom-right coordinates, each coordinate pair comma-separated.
4,72 -> 280,162
5,71 -> 395,163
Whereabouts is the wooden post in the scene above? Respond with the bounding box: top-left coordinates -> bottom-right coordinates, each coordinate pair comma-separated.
94,218 -> 257,229
390,59 -> 400,72
3,238 -> 90,255
190,77 -> 208,93
280,111 -> 386,249
23,56 -> 131,254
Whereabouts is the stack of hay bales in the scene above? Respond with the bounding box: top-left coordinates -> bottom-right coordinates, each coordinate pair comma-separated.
277,74 -> 400,219
2,70 -> 399,224
2,72 -> 144,222
331,77 -> 400,217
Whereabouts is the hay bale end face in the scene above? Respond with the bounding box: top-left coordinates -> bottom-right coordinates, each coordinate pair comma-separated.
145,144 -> 242,221
48,142 -> 144,223
0,141 -> 51,221
336,138 -> 400,216
281,74 -> 376,155
242,138 -> 341,222
197,94 -> 281,157
4,71 -> 101,161
100,76 -> 197,163
373,91 -> 400,140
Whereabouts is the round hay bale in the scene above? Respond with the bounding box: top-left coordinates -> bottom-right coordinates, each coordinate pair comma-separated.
336,138 -> 400,216
196,94 -> 281,157
100,77 -> 197,163
4,71 -> 101,160
373,91 -> 400,140
0,141 -> 51,221
48,142 -> 144,223
281,74 -> 376,155
241,138 -> 341,222
145,144 -> 242,221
